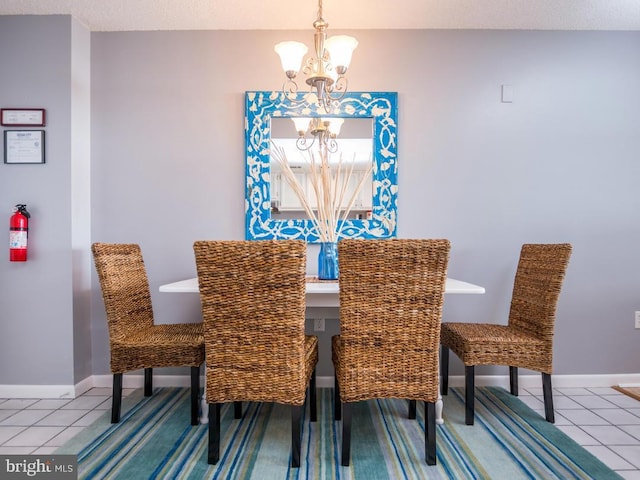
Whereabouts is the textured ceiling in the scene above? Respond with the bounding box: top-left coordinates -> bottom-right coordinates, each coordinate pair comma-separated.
1,0 -> 639,32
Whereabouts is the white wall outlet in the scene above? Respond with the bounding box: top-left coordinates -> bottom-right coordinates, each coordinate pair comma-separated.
314,318 -> 325,332
501,84 -> 514,103
635,311 -> 640,329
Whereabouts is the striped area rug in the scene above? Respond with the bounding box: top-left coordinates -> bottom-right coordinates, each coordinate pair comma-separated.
57,387 -> 620,479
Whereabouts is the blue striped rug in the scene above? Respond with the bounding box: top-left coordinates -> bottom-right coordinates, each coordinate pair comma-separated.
57,387 -> 620,479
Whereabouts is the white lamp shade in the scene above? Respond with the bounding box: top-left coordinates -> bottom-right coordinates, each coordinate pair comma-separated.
274,41 -> 308,73
325,35 -> 358,70
325,118 -> 344,136
292,117 -> 311,134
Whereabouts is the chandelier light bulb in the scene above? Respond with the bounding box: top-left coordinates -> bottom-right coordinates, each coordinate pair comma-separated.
325,117 -> 344,137
274,41 -> 309,78
324,35 -> 358,73
292,117 -> 312,135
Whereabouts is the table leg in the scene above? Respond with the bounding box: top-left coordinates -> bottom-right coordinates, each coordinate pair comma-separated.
436,352 -> 444,424
436,394 -> 444,424
200,397 -> 209,424
200,363 -> 209,424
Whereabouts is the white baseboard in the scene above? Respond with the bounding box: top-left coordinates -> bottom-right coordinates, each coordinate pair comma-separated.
441,373 -> 640,389
74,375 -> 95,397
0,385 -> 77,399
2,372 -> 639,398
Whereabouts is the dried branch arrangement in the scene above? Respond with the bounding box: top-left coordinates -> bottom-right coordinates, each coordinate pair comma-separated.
271,142 -> 373,243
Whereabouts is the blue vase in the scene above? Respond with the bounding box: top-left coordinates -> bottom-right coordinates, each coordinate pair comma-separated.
318,242 -> 339,280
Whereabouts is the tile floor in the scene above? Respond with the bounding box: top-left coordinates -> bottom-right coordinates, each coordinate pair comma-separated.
0,387 -> 134,456
0,386 -> 638,478
520,386 -> 640,479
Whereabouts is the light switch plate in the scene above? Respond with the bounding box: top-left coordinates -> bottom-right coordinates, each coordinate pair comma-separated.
501,84 -> 514,103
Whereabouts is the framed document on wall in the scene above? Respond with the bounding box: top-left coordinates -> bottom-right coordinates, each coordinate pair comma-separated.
1,108 -> 46,126
4,130 -> 45,164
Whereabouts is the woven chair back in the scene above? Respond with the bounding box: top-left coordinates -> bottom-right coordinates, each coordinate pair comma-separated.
92,243 -> 154,343
508,243 -> 572,344
193,240 -> 308,405
337,238 -> 450,402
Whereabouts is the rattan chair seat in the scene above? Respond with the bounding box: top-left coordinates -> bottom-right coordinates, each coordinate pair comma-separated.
332,335 -> 442,402
111,323 -> 204,372
203,334 -> 318,406
440,323 -> 548,370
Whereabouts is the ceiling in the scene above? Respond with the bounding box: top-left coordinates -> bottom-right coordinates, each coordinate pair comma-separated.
1,0 -> 640,32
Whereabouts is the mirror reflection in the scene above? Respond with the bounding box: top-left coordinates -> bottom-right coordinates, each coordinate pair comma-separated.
270,117 -> 373,220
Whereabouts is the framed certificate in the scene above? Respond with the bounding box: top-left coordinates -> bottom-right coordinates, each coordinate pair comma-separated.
1,108 -> 46,126
4,130 -> 45,164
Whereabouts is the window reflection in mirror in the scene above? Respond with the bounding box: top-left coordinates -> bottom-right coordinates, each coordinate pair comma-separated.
270,117 -> 373,220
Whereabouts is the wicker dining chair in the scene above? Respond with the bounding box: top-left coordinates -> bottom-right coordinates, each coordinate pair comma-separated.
440,243 -> 572,425
92,243 -> 204,424
332,238 -> 451,466
193,240 -> 318,468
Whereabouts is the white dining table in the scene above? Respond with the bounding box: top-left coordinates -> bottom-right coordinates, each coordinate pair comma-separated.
159,276 -> 485,424
159,276 -> 485,304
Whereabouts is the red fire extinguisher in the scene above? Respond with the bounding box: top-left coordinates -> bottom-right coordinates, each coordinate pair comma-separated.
9,204 -> 30,262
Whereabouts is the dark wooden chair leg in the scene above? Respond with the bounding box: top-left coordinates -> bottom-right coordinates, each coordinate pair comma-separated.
234,402 -> 242,419
144,368 -> 152,397
309,369 -> 317,422
190,366 -> 199,425
334,375 -> 341,421
440,346 -> 449,395
208,403 -> 221,464
425,401 -> 436,465
509,366 -> 519,396
408,400 -> 416,419
341,403 -> 352,466
291,405 -> 302,468
542,373 -> 555,423
465,365 -> 475,425
111,373 -> 123,423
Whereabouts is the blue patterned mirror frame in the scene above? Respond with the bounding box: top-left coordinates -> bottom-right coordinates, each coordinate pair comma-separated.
245,91 -> 398,243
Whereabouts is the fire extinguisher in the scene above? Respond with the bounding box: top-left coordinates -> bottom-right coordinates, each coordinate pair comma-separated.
9,204 -> 30,262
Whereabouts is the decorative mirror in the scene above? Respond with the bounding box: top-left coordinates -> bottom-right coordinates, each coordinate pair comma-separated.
245,91 -> 397,242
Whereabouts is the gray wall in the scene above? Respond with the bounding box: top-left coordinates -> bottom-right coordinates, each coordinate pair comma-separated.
1,17 -> 639,385
70,18 -> 92,384
90,29 -> 640,378
0,16 -> 87,386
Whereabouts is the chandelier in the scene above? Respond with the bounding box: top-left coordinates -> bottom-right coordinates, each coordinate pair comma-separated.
274,0 -> 358,112
291,117 -> 344,153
